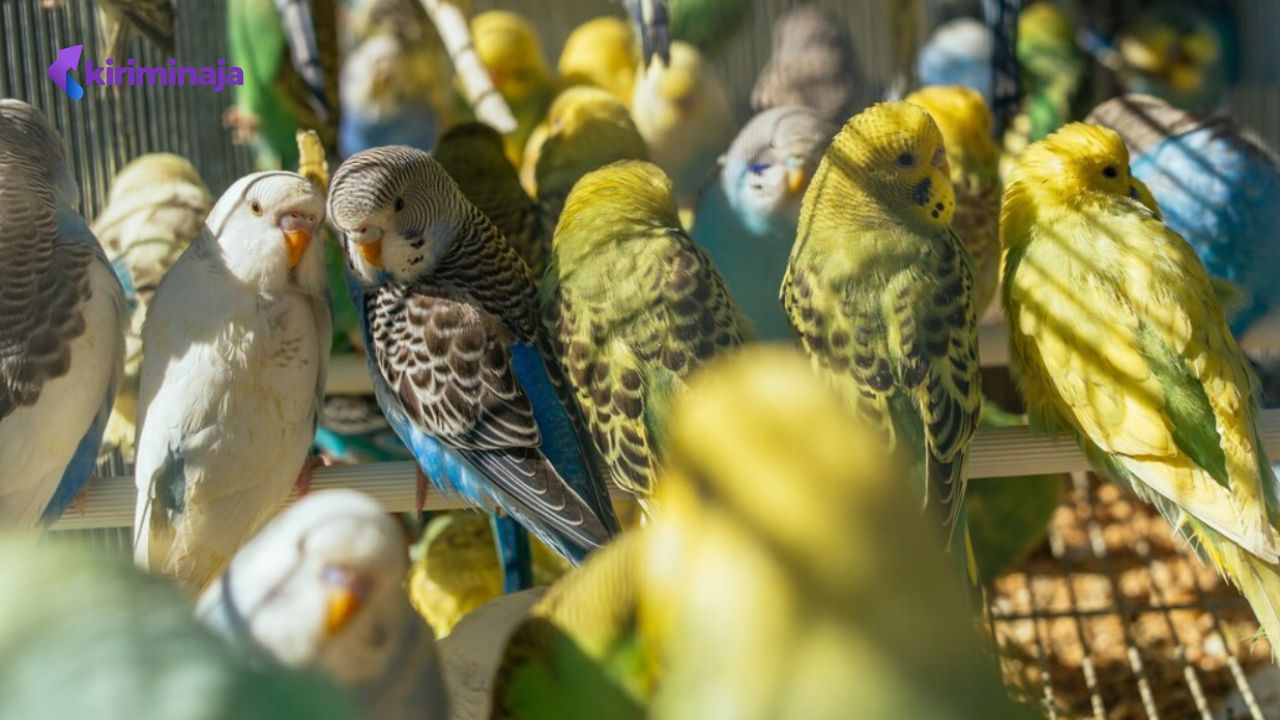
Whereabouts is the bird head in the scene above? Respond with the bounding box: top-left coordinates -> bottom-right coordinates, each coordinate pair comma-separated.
535,87 -> 650,202
554,160 -> 680,259
904,86 -> 998,188
557,16 -> 640,103
0,99 -> 76,206
819,101 -> 956,229
722,106 -> 835,237
197,491 -> 416,682
329,146 -> 463,285
1007,123 -> 1149,206
472,11 -> 550,105
203,171 -> 325,293
433,122 -> 514,188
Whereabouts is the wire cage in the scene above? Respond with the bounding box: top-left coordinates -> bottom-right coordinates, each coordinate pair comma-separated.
2,1 -> 1280,718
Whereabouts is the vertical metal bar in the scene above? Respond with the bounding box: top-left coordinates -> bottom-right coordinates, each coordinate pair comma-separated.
983,0 -> 1020,137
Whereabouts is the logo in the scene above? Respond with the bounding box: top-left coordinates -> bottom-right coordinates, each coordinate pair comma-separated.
48,44 -> 244,99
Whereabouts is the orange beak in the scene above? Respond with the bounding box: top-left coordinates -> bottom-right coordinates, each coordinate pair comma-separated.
323,565 -> 372,636
356,239 -> 383,268
786,167 -> 807,196
279,212 -> 314,268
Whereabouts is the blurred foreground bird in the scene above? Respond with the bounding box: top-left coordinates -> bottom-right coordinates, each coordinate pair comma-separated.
631,41 -> 734,205
541,160 -> 750,512
468,10 -> 555,167
917,17 -> 994,105
905,86 -> 1001,315
1002,122 -> 1280,660
1086,94 -> 1280,337
692,106 -> 833,341
93,154 -> 212,455
557,16 -> 640,104
134,171 -> 330,591
199,490 -> 448,720
783,101 -> 982,566
0,536 -> 362,720
751,4 -> 865,125
533,86 -> 650,227
227,0 -> 341,169
328,147 -> 620,593
495,347 -> 1031,720
435,122 -> 549,278
0,99 -> 125,528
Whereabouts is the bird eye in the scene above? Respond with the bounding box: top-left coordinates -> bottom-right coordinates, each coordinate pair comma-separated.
394,197 -> 405,212
249,200 -> 263,216
748,162 -> 771,174
897,152 -> 915,167
1103,166 -> 1119,178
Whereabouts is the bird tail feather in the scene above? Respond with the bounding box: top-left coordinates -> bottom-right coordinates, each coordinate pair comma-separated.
1191,518 -> 1280,661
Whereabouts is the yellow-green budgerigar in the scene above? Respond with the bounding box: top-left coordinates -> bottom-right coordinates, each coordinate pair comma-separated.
532,86 -> 650,228
904,86 -> 1001,316
540,160 -> 750,512
557,16 -> 641,105
631,41 -> 735,205
92,154 -> 212,456
467,10 -> 555,167
782,101 -> 982,555
1002,122 -> 1280,659
434,122 -> 549,278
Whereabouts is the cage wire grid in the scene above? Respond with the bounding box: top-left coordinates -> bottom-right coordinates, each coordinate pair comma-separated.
2,1 -> 1280,718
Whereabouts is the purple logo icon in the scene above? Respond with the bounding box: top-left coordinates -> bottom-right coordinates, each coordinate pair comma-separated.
48,45 -> 85,100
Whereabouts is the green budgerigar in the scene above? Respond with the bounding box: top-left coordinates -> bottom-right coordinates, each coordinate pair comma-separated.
540,160 -> 750,512
434,122 -> 549,278
782,101 -> 982,559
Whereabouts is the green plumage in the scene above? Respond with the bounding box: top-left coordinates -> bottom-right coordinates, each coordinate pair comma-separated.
539,161 -> 750,508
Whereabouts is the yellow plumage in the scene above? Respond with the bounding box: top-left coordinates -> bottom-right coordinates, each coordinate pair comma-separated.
558,16 -> 640,105
467,10 -> 554,166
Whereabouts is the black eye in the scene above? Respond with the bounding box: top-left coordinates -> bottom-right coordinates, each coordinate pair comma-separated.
249,200 -> 263,215
394,197 -> 405,212
897,152 -> 915,167
1103,166 -> 1118,178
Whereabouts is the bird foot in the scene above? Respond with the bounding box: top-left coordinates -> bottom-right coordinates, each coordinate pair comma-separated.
294,455 -> 327,497
415,466 -> 430,514
69,485 -> 91,517
222,106 -> 260,145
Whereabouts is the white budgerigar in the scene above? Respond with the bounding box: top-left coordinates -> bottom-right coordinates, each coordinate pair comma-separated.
133,170 -> 330,592
198,490 -> 449,720
0,99 -> 125,528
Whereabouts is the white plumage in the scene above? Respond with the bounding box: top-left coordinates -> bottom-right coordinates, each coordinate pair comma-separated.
133,170 -> 330,591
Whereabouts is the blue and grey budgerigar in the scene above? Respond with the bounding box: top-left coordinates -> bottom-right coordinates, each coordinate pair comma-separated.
916,17 -> 995,106
133,170 -> 331,592
0,99 -> 126,528
327,146 -> 620,585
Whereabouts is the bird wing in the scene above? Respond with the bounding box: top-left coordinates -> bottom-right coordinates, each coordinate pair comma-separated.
1006,202 -> 1280,560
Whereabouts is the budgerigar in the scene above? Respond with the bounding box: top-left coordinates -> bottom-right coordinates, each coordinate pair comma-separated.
338,32 -> 451,157
198,490 -> 448,720
692,105 -> 834,341
134,171 -> 330,591
557,16 -> 640,105
623,0 -> 752,68
533,86 -> 649,228
1002,122 -> 1280,660
434,122 -> 549,278
782,101 -> 982,561
631,41 -> 734,205
467,10 -> 555,167
1117,3 -> 1235,112
93,154 -> 212,456
917,17 -> 994,106
227,0 -> 341,169
1017,2 -> 1088,142
0,536 -> 362,720
905,86 -> 1002,316
0,99 -> 125,528
328,147 -> 620,590
750,4 -> 865,125
541,160 -> 750,512
1086,94 -> 1280,337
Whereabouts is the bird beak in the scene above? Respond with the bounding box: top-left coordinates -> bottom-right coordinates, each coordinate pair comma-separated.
786,167 -> 807,196
323,565 -> 373,636
350,226 -> 384,268
279,212 -> 314,268
931,146 -> 950,176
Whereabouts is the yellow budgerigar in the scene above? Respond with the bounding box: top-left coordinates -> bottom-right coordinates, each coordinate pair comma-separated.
468,10 -> 555,167
1002,122 -> 1280,658
905,86 -> 1001,316
558,16 -> 641,105
782,101 -> 982,556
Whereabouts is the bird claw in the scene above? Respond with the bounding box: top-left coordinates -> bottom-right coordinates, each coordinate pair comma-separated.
415,466 -> 430,514
222,107 -> 260,145
294,455 -> 327,497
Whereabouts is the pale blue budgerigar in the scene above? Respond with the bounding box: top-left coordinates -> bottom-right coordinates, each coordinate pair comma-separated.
0,535 -> 363,720
692,105 -> 834,341
917,17 -> 994,106
1087,94 -> 1280,337
327,146 -> 620,579
198,490 -> 448,720
133,171 -> 331,592
0,99 -> 126,528
750,4 -> 866,125
92,153 -> 213,456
